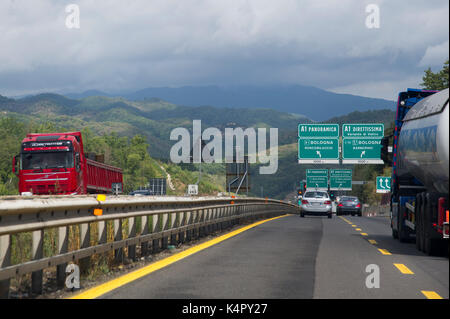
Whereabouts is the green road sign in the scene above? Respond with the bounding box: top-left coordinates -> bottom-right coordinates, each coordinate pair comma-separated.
342,138 -> 383,164
298,138 -> 339,164
306,169 -> 328,190
306,169 -> 328,177
342,124 -> 384,139
306,176 -> 328,190
376,176 -> 391,193
298,124 -> 339,138
330,169 -> 352,191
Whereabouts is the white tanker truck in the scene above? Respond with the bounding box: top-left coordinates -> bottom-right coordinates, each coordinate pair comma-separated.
387,88 -> 449,255
383,89 -> 449,255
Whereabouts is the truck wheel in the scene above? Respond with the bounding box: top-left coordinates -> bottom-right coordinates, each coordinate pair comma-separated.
398,205 -> 410,243
415,194 -> 423,251
392,228 -> 398,239
424,193 -> 441,256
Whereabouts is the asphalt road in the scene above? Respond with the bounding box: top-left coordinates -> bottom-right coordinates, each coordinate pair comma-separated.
99,214 -> 449,299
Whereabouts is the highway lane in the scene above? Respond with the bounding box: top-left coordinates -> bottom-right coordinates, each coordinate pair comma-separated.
90,214 -> 448,299
314,215 -> 449,298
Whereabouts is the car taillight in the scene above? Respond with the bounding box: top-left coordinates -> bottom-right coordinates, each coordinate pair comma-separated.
302,200 -> 309,204
324,201 -> 331,205
338,203 -> 343,207
356,203 -> 361,208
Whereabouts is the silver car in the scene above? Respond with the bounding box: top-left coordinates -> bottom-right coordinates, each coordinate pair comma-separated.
300,191 -> 332,218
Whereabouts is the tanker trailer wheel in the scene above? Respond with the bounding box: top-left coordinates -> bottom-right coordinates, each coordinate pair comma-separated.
398,205 -> 410,243
424,193 -> 442,256
392,228 -> 398,239
415,194 -> 423,252
419,193 -> 427,252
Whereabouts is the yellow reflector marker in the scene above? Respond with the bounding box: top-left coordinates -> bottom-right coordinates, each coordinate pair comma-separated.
360,232 -> 368,236
356,228 -> 362,231
93,209 -> 103,216
394,263 -> 414,274
97,194 -> 106,202
378,248 -> 391,255
421,291 -> 443,299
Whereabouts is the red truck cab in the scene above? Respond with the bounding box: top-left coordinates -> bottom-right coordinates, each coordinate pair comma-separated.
13,132 -> 123,195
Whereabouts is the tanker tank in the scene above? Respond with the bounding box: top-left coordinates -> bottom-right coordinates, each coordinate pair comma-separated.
396,88 -> 449,194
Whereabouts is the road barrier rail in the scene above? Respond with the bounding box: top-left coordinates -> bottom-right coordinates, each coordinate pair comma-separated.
0,195 -> 298,298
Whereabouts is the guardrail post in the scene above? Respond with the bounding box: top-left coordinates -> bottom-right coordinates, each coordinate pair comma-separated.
185,211 -> 192,242
140,216 -> 149,257
204,209 -> 210,236
199,209 -> 205,237
178,212 -> 185,244
152,214 -> 160,254
79,223 -> 91,274
128,217 -> 136,261
31,229 -> 44,295
98,220 -> 107,245
170,212 -> 177,246
211,208 -> 217,232
161,213 -> 169,250
114,219 -> 123,263
0,234 -> 11,299
193,210 -> 199,238
56,226 -> 69,289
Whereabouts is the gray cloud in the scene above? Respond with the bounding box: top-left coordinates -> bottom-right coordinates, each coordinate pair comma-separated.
0,0 -> 448,99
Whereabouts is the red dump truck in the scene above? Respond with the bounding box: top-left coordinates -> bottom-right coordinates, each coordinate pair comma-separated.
12,132 -> 123,195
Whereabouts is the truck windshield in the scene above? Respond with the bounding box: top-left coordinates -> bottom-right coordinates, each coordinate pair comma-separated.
21,152 -> 74,170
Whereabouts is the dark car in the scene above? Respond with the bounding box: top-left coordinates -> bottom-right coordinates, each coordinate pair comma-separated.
336,196 -> 362,216
129,189 -> 154,196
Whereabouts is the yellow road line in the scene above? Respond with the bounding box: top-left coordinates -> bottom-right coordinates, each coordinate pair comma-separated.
378,248 -> 392,255
394,263 -> 414,275
356,228 -> 362,231
351,225 -> 357,227
368,239 -> 377,245
360,233 -> 368,236
421,291 -> 443,299
69,214 -> 289,299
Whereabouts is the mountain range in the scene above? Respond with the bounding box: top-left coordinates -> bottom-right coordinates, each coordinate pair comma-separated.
65,85 -> 395,121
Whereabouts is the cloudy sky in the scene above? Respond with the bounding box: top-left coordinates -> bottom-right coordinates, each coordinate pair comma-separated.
0,0 -> 448,100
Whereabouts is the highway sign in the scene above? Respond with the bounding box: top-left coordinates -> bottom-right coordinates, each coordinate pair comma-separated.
342,123 -> 384,164
376,176 -> 391,193
342,124 -> 384,138
306,169 -> 328,177
342,138 -> 383,164
111,182 -> 123,195
298,138 -> 339,164
306,169 -> 328,190
298,124 -> 339,138
330,169 -> 352,191
187,184 -> 198,195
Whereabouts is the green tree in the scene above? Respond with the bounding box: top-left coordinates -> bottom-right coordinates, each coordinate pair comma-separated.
421,59 -> 449,90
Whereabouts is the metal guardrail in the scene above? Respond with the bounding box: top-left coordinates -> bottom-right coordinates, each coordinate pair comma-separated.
0,195 -> 298,298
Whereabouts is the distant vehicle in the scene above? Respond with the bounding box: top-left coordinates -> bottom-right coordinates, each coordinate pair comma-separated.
129,189 -> 154,196
12,132 -> 123,195
300,191 -> 332,218
337,196 -> 362,216
385,88 -> 449,255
